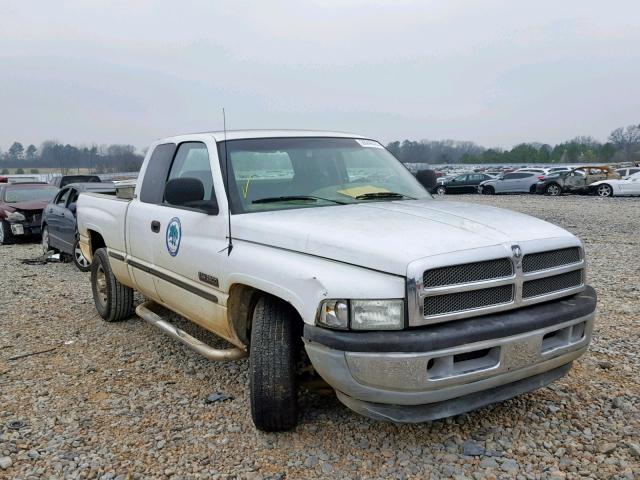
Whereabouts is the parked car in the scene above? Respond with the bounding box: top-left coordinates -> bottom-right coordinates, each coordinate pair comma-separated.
433,173 -> 493,194
536,166 -> 620,196
615,167 -> 640,179
515,168 -> 548,175
51,175 -> 101,189
588,171 -> 640,197
478,171 -> 540,194
42,182 -> 116,270
77,130 -> 596,431
0,183 -> 58,245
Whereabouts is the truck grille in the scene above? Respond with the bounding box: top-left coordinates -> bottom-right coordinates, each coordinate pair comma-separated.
410,245 -> 586,326
523,270 -> 583,299
424,285 -> 514,317
522,247 -> 581,273
423,258 -> 513,288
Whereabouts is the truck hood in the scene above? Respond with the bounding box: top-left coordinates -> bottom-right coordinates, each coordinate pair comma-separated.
232,200 -> 575,275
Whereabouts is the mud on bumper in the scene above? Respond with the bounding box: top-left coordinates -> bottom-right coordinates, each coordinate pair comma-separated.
303,286 -> 597,423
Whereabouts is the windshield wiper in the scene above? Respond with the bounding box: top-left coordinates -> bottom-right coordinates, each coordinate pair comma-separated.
355,192 -> 415,200
252,195 -> 346,205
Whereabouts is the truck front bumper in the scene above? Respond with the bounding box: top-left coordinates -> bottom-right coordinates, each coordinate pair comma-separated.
303,286 -> 596,423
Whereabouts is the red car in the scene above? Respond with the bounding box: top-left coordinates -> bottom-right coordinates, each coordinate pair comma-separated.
0,183 -> 58,245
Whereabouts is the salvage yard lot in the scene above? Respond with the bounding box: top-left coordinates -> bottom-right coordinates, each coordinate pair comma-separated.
0,195 -> 638,479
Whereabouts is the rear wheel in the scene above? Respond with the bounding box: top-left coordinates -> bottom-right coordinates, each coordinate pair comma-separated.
596,184 -> 613,197
546,184 -> 561,196
529,184 -> 537,193
0,220 -> 15,245
72,238 -> 91,271
91,248 -> 134,322
249,295 -> 299,431
482,186 -> 495,195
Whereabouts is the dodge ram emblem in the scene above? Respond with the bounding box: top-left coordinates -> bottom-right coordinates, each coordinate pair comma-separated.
166,217 -> 182,257
511,245 -> 522,259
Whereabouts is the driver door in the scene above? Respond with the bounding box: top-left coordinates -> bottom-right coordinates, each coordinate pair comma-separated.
148,141 -> 233,341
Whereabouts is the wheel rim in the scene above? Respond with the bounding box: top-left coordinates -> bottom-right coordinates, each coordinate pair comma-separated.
75,243 -> 90,267
437,187 -> 446,195
0,223 -> 4,244
95,264 -> 108,307
548,185 -> 559,195
42,227 -> 49,253
597,185 -> 611,197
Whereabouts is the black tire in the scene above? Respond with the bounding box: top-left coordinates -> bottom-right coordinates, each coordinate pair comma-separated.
482,186 -> 495,195
0,220 -> 15,245
529,184 -> 537,193
72,237 -> 91,272
41,225 -> 55,254
90,247 -> 134,322
249,295 -> 299,431
435,185 -> 447,195
545,183 -> 562,196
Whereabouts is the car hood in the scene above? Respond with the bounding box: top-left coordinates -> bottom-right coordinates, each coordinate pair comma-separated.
232,200 -> 574,275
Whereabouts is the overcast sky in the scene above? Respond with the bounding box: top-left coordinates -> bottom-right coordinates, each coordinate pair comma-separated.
1,0 -> 639,151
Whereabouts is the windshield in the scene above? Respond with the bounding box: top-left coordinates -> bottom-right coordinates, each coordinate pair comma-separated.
3,186 -> 58,203
629,172 -> 640,180
219,137 -> 430,213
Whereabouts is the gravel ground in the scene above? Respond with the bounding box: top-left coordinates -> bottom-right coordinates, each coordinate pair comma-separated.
0,194 -> 638,480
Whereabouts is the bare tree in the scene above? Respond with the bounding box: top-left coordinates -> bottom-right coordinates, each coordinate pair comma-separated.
609,125 -> 640,162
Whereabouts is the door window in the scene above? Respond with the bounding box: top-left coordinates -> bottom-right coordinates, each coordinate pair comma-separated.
67,188 -> 79,207
55,188 -> 71,205
166,142 -> 214,201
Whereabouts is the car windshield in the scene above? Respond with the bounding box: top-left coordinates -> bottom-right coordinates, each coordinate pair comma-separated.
219,137 -> 430,213
3,186 -> 58,203
629,172 -> 640,180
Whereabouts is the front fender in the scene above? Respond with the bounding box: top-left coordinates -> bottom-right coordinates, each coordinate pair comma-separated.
225,240 -> 406,325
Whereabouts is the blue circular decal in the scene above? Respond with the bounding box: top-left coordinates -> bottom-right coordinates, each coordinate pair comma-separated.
166,217 -> 181,257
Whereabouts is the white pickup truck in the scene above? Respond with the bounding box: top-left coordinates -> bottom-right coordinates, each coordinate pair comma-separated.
77,130 -> 597,431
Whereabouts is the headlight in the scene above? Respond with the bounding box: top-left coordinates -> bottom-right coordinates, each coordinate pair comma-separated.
351,299 -> 404,330
317,299 -> 405,330
317,299 -> 349,330
7,212 -> 26,222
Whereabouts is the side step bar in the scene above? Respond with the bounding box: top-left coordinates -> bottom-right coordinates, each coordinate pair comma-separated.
136,301 -> 247,361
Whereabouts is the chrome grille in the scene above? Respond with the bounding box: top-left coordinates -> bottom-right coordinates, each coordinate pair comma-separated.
423,285 -> 514,317
523,270 -> 583,299
423,258 -> 513,288
522,247 -> 581,273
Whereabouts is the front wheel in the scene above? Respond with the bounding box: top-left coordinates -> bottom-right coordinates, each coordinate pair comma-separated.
596,184 -> 613,197
249,295 -> 299,431
91,248 -> 134,322
435,186 -> 447,195
72,238 -> 91,271
482,186 -> 495,195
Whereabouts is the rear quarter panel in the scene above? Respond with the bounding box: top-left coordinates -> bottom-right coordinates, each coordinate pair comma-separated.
77,193 -> 131,283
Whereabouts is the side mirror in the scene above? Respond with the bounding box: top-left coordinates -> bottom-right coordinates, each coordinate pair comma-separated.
68,203 -> 77,214
165,177 -> 219,215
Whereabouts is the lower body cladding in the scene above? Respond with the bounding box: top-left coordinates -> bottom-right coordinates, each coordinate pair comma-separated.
304,286 -> 597,423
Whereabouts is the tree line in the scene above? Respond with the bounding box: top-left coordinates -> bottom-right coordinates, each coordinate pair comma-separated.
387,124 -> 640,165
0,141 -> 144,174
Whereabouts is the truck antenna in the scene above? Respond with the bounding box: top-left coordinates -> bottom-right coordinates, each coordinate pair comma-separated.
223,108 -> 233,255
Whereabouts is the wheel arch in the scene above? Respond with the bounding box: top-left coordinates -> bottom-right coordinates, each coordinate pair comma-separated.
227,282 -> 304,346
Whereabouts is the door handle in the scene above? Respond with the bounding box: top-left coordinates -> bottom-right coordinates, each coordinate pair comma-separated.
151,220 -> 161,233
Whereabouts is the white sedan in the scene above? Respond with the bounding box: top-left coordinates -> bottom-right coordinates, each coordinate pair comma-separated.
590,171 -> 640,197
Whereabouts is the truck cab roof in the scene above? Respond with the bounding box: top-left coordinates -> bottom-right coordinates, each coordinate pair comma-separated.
162,129 -> 368,143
